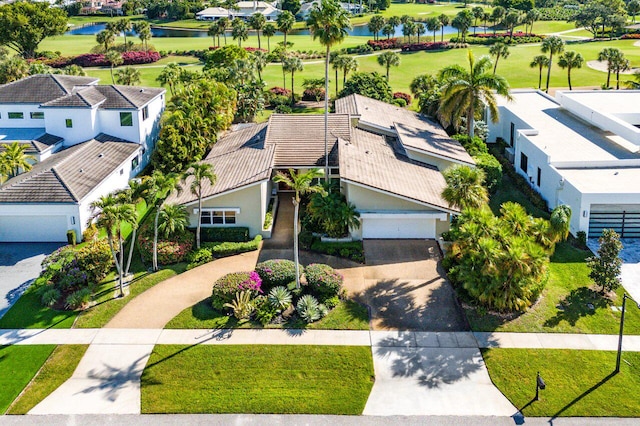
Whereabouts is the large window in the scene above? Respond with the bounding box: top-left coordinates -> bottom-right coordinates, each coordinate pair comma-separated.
30,112 -> 44,119
8,112 -> 24,119
120,112 -> 133,127
200,209 -> 238,225
520,152 -> 528,173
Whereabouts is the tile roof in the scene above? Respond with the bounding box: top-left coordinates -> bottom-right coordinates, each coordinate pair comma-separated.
335,94 -> 474,165
0,131 -> 63,154
41,85 -> 164,109
167,123 -> 274,205
265,114 -> 351,167
0,74 -> 98,104
339,128 -> 457,213
0,135 -> 139,203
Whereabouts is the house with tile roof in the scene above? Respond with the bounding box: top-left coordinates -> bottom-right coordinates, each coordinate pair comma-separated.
0,74 -> 165,242
167,94 -> 474,240
196,2 -> 281,22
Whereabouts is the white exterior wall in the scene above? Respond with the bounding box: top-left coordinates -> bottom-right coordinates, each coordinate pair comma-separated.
404,148 -> 465,171
44,108 -> 98,146
97,109 -> 141,143
0,104 -> 46,128
486,107 -> 534,147
0,203 -> 80,242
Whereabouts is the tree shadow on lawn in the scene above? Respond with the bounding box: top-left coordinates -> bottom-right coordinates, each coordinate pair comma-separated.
543,287 -> 611,328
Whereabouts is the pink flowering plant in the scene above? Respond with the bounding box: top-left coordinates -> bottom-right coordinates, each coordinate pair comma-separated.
304,263 -> 343,299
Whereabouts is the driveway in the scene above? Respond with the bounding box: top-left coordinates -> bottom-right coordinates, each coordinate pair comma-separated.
0,243 -> 62,319
588,238 -> 640,303
344,240 -> 468,332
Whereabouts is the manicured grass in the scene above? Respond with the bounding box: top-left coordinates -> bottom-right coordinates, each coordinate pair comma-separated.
0,345 -> 55,414
483,348 -> 640,417
0,289 -> 78,330
141,345 -> 374,414
6,345 -> 88,415
165,299 -> 369,330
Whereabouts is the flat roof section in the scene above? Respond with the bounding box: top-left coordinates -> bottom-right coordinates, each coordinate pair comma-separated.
558,167 -> 640,194
558,90 -> 640,115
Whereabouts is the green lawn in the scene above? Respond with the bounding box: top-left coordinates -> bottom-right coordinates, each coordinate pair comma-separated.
0,345 -> 55,414
141,345 -> 374,414
0,289 -> 78,330
6,345 -> 88,415
483,348 -> 640,417
165,298 -> 370,330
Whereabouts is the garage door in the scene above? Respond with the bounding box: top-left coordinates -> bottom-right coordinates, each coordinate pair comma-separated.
589,204 -> 640,238
362,217 -> 435,239
0,215 -> 69,242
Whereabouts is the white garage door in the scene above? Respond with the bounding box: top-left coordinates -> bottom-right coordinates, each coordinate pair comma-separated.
0,215 -> 69,242
362,217 -> 435,239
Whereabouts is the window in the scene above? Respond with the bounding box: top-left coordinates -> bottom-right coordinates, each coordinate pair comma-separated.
200,209 -> 238,225
131,156 -> 139,169
8,112 -> 24,119
65,119 -> 73,128
520,152 -> 528,173
30,112 -> 44,119
510,122 -> 515,147
142,106 -> 149,121
120,112 -> 133,127
537,167 -> 541,187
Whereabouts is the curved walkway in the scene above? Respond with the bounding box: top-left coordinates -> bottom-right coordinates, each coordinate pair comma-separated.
105,248 -> 261,329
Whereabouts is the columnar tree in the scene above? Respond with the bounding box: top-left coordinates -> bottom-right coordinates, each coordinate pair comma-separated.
557,50 -> 583,90
587,228 -> 623,294
307,0 -> 351,179
530,55 -> 549,90
182,163 -> 217,250
541,35 -> 565,93
273,169 -> 326,289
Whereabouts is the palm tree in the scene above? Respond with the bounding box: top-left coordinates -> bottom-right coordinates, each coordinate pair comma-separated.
382,23 -> 394,40
144,171 -> 181,271
368,15 -> 385,41
530,55 -> 549,90
307,0 -> 351,180
115,66 -> 141,85
133,21 -> 151,51
263,23 -> 276,51
426,17 -> 441,43
489,42 -> 509,75
598,47 -> 620,88
557,50 -> 583,90
282,54 -> 304,106
438,50 -> 512,138
231,18 -> 248,47
277,10 -> 295,46
116,18 -> 132,51
331,54 -> 346,97
208,23 -> 222,47
105,50 -> 123,85
158,204 -> 189,239
249,13 -> 266,50
0,142 -> 35,178
377,51 -> 400,81
253,50 -> 268,82
341,56 -> 358,86
438,13 -> 450,42
272,169 -> 326,289
63,65 -> 86,76
96,30 -> 115,52
490,6 -> 505,35
402,20 -> 415,43
156,62 -> 182,96
549,204 -> 572,244
503,11 -> 521,38
442,165 -> 488,211
116,179 -> 147,277
415,22 -> 426,43
217,17 -> 230,45
0,57 -> 29,84
610,50 -> 630,90
541,35 -> 565,93
182,163 -> 217,249
525,9 -> 540,35
472,6 -> 484,36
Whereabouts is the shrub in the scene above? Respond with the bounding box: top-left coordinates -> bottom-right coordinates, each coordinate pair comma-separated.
186,248 -> 213,270
296,294 -> 327,323
255,259 -> 301,291
298,230 -> 314,250
121,50 -> 161,65
82,224 -> 98,242
392,98 -> 407,107
304,263 -> 343,300
274,105 -> 293,114
302,87 -> 325,101
268,286 -> 292,312
75,240 -> 113,284
577,231 -> 587,249
223,290 -> 255,320
65,288 -> 92,310
621,33 -> 640,39
200,227 -> 250,243
138,224 -> 194,265
269,94 -> 291,108
323,295 -> 340,309
453,134 -> 488,156
57,267 -> 88,292
473,152 -> 502,192
66,230 -> 76,246
41,288 -> 61,307
309,240 -> 364,263
212,271 -> 251,310
400,41 -> 450,52
269,86 -> 292,97
253,295 -> 277,325
393,92 -> 412,104
263,211 -> 273,230
203,235 -> 262,257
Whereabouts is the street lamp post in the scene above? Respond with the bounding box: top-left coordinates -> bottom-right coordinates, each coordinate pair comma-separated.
616,293 -> 640,374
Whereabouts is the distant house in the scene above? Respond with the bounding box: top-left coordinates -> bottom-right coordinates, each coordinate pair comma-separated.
297,1 -> 361,20
487,90 -> 640,239
0,74 -> 165,242
167,94 -> 473,240
196,1 -> 281,22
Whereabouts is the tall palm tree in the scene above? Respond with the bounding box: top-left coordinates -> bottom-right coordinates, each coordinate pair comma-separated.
133,21 -> 151,51
0,142 -> 35,178
341,56 -> 358,86
489,42 -> 509,75
382,23 -> 394,40
272,168 -> 326,289
253,50 -> 268,82
307,0 -> 351,180
415,22 -> 426,43
472,6 -> 484,36
557,50 -> 583,90
96,29 -> 115,52
182,163 -> 217,249
541,35 -> 565,93
598,47 -> 620,89
282,54 -> 304,106
208,23 -> 222,47
231,18 -> 249,47
490,6 -> 505,35
525,9 -> 540,35
156,62 -> 182,96
115,66 -> 141,86
441,165 -> 488,211
116,179 -> 148,277
105,50 -> 123,85
610,50 -> 630,90
263,23 -> 276,51
277,10 -> 295,46
377,51 -> 400,81
438,50 -> 512,138
158,204 -> 189,239
426,17 -> 441,43
503,11 -> 521,38
144,171 -> 181,271
249,13 -> 266,50
115,18 -> 132,51
368,15 -> 385,41
331,54 -> 346,97
217,17 -> 230,45
438,13 -> 450,42
530,55 -> 549,90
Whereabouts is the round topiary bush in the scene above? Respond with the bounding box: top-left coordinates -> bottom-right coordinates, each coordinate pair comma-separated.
304,263 -> 343,300
211,271 -> 263,310
255,259 -> 302,291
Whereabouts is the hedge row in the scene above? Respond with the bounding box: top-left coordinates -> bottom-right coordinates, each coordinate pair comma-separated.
46,50 -> 161,68
199,227 -> 250,243
452,34 -> 544,45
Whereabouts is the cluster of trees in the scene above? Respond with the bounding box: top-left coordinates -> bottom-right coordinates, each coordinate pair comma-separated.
368,13 -> 451,43
571,0 -> 633,38
0,47 -> 87,85
207,10 -> 296,50
145,0 -> 205,21
95,18 -> 152,53
0,142 -> 34,185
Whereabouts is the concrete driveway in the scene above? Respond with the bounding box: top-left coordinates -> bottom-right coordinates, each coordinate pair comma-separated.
344,240 -> 467,332
0,243 -> 62,319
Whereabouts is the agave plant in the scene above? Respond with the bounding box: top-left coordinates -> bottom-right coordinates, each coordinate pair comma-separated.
268,286 -> 292,312
224,290 -> 255,320
296,294 -> 321,323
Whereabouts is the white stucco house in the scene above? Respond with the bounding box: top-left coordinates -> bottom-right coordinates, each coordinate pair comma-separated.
297,1 -> 361,19
196,2 -> 281,22
0,74 -> 165,243
487,89 -> 640,239
168,94 -> 474,240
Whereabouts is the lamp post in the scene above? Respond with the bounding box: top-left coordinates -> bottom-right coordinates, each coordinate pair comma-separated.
616,293 -> 640,374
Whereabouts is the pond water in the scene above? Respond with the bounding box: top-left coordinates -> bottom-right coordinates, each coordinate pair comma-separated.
66,22 -> 460,39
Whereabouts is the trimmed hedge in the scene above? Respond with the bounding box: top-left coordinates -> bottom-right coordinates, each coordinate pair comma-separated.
453,33 -> 544,45
473,152 -> 502,192
255,259 -> 301,291
309,240 -> 365,263
211,272 -> 251,310
304,263 -> 343,300
204,235 -> 262,257
199,227 -> 250,243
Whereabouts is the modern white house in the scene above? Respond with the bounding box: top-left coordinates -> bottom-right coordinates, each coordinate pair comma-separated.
487,89 -> 640,239
196,2 -> 281,22
168,94 -> 474,240
297,1 -> 362,19
0,74 -> 165,243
